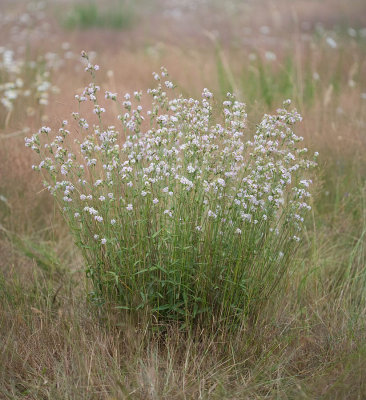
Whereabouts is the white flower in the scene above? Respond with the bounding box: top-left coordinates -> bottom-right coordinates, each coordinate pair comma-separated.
208,210 -> 217,218
40,126 -> 51,134
111,219 -> 116,225
164,209 -> 172,217
236,228 -> 242,234
85,63 -> 99,72
93,105 -> 105,114
85,207 -> 98,215
202,88 -> 213,99
217,178 -> 225,187
101,238 -> 107,244
326,37 -> 337,49
153,198 -> 159,204
105,91 -> 117,100
265,51 -> 276,61
180,176 -> 193,190
242,214 -> 252,222
348,27 -> 357,37
126,204 -> 133,211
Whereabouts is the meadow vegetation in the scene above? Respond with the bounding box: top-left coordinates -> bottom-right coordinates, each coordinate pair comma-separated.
1,0 -> 366,398
62,0 -> 135,30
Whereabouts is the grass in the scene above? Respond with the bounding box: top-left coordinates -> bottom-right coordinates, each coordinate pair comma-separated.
215,35 -> 366,113
1,190 -> 365,398
1,0 -> 366,397
62,0 -> 135,30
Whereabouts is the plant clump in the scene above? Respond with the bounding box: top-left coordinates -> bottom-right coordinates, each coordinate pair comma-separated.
26,51 -> 318,330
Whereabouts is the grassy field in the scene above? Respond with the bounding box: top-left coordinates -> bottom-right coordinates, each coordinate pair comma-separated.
1,0 -> 366,398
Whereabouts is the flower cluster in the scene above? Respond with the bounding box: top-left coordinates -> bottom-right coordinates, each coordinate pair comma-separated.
26,52 -> 318,325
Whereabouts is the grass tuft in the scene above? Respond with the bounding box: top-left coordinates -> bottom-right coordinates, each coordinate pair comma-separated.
62,0 -> 135,30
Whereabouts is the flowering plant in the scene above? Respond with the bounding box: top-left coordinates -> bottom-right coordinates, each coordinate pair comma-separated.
26,52 -> 317,328
0,47 -> 61,127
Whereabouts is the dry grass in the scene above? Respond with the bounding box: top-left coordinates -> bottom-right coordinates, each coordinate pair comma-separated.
1,223 -> 366,399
